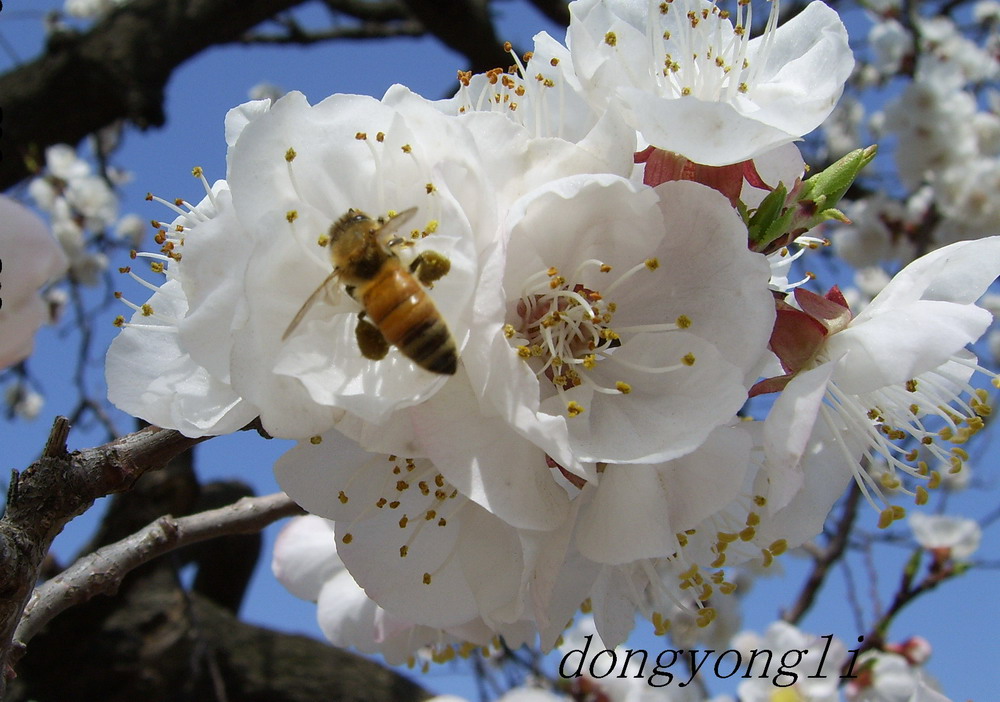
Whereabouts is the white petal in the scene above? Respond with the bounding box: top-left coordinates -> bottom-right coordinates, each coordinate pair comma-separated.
762,362 -> 838,512
412,372 -> 572,531
827,300 -> 991,394
577,425 -> 750,564
271,516 -> 341,601
860,236 -> 1000,316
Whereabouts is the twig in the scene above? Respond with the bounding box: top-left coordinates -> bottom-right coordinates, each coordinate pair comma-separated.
0,417 -> 209,692
13,492 -> 303,651
848,549 -> 966,662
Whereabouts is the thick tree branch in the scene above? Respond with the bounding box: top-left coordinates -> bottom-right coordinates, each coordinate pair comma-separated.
0,0 -> 309,190
242,19 -> 425,44
1,0 -> 526,190
399,0 -> 512,73
0,417 -> 207,692
318,0 -> 412,22
13,492 -> 303,649
526,0 -> 572,26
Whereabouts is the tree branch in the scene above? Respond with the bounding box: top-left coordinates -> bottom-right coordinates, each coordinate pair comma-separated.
526,0 -> 571,26
399,0 -> 512,73
0,417 -> 208,692
242,20 -> 425,45
318,0 -> 412,22
0,0 -> 310,190
14,492 -> 303,649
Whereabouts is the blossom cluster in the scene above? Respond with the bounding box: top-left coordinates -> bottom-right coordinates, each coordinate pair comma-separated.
105,0 -> 999,676
826,1 -> 1000,272
28,143 -> 139,286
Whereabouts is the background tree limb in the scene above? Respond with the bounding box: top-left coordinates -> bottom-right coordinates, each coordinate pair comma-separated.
0,0 -> 309,190
13,491 -> 304,649
0,417 -> 207,693
0,0 -> 556,190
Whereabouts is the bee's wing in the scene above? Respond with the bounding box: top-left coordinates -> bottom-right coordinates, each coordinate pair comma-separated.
377,206 -> 419,242
282,270 -> 340,341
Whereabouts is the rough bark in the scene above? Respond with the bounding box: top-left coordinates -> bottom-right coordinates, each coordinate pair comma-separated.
0,418 -> 207,691
0,0 -> 315,190
0,0 -> 553,190
6,570 -> 429,702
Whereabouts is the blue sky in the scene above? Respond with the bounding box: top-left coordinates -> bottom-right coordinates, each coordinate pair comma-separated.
2,2 -> 998,700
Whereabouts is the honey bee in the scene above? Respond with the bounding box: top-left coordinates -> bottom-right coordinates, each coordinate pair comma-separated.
282,207 -> 457,375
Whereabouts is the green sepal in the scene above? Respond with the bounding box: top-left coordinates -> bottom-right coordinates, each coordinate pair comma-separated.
800,145 -> 877,211
747,182 -> 789,248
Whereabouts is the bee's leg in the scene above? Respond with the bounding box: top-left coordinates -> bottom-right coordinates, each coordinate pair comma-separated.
410,251 -> 451,287
344,284 -> 357,301
356,313 -> 389,361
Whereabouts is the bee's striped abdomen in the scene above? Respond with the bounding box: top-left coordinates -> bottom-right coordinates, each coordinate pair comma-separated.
362,264 -> 457,375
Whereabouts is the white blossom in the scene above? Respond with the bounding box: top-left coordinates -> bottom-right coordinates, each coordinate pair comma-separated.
909,512 -> 981,559
847,651 -> 951,702
869,18 -> 913,76
759,237 -> 1000,523
736,622 -> 847,702
0,196 -> 68,369
566,0 -> 853,165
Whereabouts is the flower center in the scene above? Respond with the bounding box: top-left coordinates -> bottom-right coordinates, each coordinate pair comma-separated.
506,257 -> 693,417
638,0 -> 780,103
452,43 -> 572,139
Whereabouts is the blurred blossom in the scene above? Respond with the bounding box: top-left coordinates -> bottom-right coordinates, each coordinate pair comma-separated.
823,95 -> 865,160
974,0 -> 1000,23
114,213 -> 147,248
64,0 -> 129,19
909,513 -> 981,560
4,383 -> 45,421
883,82 -> 978,190
28,143 -> 123,280
735,622 -> 846,702
832,195 -> 914,268
887,637 -> 933,667
989,328 -> 1000,365
847,651 -> 950,702
973,112 -> 1000,156
933,158 -> 1000,243
917,16 -> 999,85
0,196 -> 68,369
869,18 -> 913,75
938,460 -> 972,492
853,266 -> 891,300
